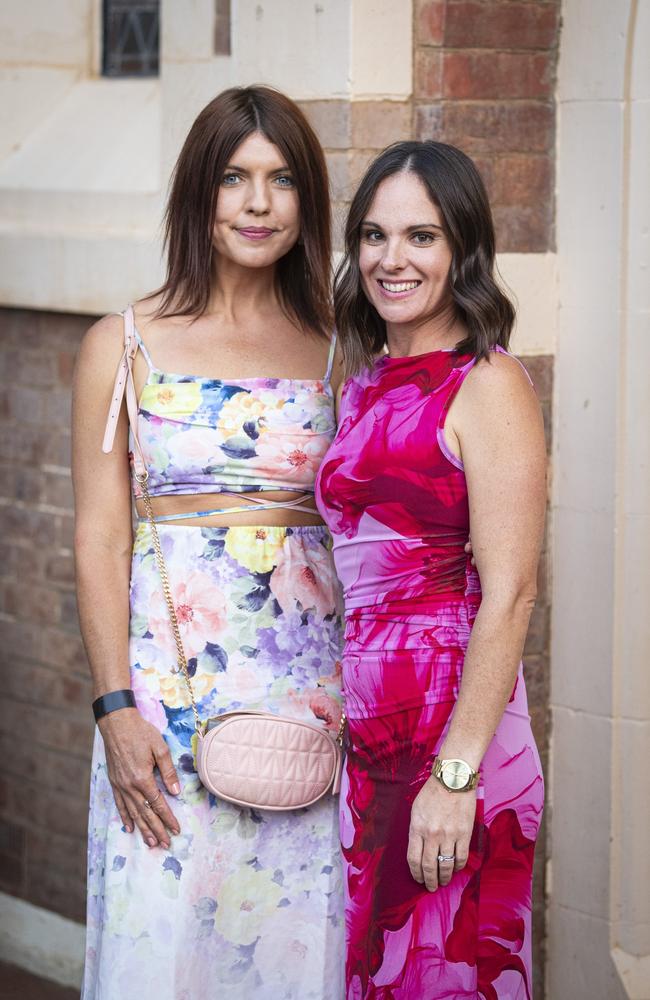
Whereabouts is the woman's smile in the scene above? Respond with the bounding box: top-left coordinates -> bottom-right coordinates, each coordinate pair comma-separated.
376,278 -> 422,299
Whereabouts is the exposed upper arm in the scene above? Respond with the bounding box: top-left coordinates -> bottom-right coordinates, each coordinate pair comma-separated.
448,353 -> 547,602
72,314 -> 133,551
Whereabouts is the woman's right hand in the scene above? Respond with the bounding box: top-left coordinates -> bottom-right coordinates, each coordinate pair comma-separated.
97,708 -> 181,849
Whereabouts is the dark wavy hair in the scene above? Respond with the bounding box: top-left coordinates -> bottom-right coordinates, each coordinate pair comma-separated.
155,85 -> 332,337
334,141 -> 515,373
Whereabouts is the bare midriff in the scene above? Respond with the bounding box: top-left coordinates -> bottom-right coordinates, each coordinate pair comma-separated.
135,489 -> 324,528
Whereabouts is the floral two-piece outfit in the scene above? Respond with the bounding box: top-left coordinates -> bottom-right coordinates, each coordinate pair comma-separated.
83,308 -> 345,999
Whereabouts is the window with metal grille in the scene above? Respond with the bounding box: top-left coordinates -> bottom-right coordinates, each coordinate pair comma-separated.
102,0 -> 160,78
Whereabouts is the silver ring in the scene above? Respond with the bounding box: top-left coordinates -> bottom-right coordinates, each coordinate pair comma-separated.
437,853 -> 455,863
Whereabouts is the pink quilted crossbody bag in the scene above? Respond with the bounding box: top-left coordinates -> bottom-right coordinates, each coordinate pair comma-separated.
197,711 -> 344,809
111,307 -> 346,810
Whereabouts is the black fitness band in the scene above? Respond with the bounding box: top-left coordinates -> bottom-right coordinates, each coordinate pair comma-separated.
92,689 -> 137,722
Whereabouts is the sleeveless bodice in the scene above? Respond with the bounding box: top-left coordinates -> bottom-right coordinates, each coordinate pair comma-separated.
315,349 -> 483,610
132,368 -> 337,501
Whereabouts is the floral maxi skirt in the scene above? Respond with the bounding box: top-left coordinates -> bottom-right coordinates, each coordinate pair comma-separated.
83,523 -> 345,1000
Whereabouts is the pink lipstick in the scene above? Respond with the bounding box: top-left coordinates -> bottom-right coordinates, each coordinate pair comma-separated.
237,227 -> 275,240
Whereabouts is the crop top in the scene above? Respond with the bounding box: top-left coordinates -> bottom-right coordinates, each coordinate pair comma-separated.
102,306 -> 338,522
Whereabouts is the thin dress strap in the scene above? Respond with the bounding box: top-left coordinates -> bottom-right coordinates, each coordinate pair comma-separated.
324,332 -> 337,382
133,325 -> 155,371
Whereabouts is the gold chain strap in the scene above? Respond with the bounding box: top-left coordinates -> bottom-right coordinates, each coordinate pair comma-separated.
135,472 -> 203,734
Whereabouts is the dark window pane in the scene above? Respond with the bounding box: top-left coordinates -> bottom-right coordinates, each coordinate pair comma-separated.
103,0 -> 160,78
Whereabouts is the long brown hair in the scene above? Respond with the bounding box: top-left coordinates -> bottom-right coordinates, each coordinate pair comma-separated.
156,86 -> 332,337
335,141 -> 515,373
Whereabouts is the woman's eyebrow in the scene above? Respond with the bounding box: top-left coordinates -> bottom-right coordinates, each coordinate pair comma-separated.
224,164 -> 291,175
361,220 -> 445,232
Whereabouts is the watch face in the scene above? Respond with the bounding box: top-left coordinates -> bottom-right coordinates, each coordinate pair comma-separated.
441,759 -> 471,790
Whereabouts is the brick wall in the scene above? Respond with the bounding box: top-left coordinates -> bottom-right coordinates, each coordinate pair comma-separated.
414,0 -> 560,252
0,309 -> 94,924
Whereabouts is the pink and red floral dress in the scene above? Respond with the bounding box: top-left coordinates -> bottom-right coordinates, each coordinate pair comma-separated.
316,348 -> 544,999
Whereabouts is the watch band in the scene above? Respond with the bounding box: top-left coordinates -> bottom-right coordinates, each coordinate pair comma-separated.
92,689 -> 136,722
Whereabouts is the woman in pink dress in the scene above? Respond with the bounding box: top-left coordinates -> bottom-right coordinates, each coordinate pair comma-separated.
316,141 -> 547,998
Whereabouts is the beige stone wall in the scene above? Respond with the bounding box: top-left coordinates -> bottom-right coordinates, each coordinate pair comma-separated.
550,1 -> 650,997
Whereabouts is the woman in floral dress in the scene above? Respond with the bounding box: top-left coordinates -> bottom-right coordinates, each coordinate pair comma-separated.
317,141 -> 546,998
73,86 -> 344,999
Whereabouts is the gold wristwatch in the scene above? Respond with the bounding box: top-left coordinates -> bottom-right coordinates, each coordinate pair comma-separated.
432,756 -> 480,792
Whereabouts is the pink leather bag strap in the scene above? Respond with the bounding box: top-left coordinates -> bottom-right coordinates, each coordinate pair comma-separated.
101,305 -> 147,477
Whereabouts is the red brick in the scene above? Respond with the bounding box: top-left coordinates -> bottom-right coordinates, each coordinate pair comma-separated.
490,153 -> 552,204
50,431 -> 72,467
13,467 -> 46,503
492,203 -> 551,252
442,51 -> 553,99
523,654 -> 550,715
3,425 -> 60,466
297,100 -> 351,150
414,103 -> 444,141
38,626 -> 88,676
44,470 -> 74,510
0,818 -> 25,858
15,308 -> 89,351
1,618 -> 43,663
415,48 -> 444,98
522,354 -> 554,401
3,661 -> 91,711
57,350 -> 77,387
348,151 -> 377,188
0,506 -> 57,548
438,101 -> 554,154
25,863 -> 87,924
14,351 -> 58,388
535,548 -> 551,605
0,957 -> 81,999
0,730 -> 91,793
3,581 -> 62,625
214,0 -> 231,56
46,552 -> 76,586
7,386 -> 48,424
528,704 -> 548,764
351,102 -> 412,149
1,773 -> 89,838
444,2 -> 559,50
524,603 -> 549,656
0,851 -> 23,893
416,0 -> 447,46
0,699 -> 94,758
60,591 -> 80,629
25,827 -> 87,876
4,541 -> 47,580
44,389 -> 72,426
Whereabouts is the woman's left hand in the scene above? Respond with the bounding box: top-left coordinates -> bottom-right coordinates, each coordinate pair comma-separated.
407,777 -> 477,891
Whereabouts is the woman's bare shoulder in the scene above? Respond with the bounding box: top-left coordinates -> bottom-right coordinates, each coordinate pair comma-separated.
75,312 -> 125,384
461,351 -> 536,414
